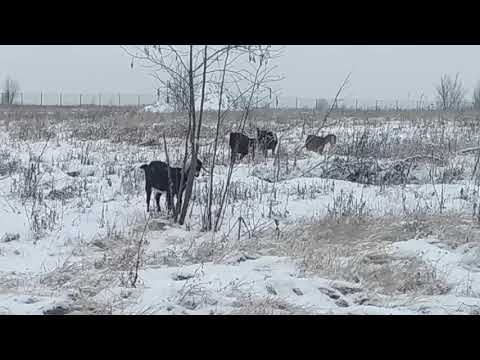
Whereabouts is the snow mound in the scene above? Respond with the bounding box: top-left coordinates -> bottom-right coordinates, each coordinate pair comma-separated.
144,96 -> 229,113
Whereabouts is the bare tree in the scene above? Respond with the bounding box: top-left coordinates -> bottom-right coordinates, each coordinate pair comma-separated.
435,73 -> 466,111
474,81 -> 480,110
2,76 -> 20,105
123,45 -> 283,227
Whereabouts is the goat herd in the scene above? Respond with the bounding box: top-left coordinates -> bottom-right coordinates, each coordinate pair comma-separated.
140,128 -> 337,213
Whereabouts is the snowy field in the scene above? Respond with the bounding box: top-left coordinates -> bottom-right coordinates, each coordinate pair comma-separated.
2,106 -> 480,315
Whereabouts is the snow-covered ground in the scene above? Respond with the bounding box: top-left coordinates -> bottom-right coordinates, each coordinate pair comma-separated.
2,110 -> 480,315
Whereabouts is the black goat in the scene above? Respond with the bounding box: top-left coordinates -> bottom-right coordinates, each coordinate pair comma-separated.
256,128 -> 278,157
229,132 -> 255,162
140,158 -> 203,212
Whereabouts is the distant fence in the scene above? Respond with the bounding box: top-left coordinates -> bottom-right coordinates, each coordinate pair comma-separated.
0,92 -> 157,107
0,91 -> 477,111
268,96 -> 477,112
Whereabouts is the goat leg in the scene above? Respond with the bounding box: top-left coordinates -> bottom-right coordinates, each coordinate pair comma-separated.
146,186 -> 152,212
155,192 -> 162,212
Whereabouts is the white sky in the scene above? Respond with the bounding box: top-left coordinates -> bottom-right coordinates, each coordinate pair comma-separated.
0,45 -> 479,101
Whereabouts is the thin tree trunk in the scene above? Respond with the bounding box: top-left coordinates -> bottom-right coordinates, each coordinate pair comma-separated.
179,45 -> 208,225
178,45 -> 197,225
163,133 -> 174,212
206,46 -> 230,231
215,155 -> 235,232
239,61 -> 262,133
173,112 -> 192,223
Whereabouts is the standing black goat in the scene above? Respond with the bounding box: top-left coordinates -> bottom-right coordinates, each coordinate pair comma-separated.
256,128 -> 278,157
229,132 -> 256,162
140,158 -> 203,212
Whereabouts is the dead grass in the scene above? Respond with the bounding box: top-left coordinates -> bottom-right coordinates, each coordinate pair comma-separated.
240,214 -> 475,296
229,294 -> 312,315
4,106 -> 480,313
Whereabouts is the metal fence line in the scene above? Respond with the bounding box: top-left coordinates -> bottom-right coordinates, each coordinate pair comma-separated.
0,92 -> 158,107
0,91 -> 477,111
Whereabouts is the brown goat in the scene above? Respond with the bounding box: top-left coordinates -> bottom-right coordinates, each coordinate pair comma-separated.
305,134 -> 337,154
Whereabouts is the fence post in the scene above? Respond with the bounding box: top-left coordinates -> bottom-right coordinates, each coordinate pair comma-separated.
375,100 -> 378,112
355,99 -> 358,112
275,96 -> 278,109
118,94 -> 121,106
296,97 -> 298,109
138,95 -> 140,107
40,92 -> 43,106
396,100 -> 398,111
60,93 -> 62,106
21,92 -> 23,105
80,94 -> 82,106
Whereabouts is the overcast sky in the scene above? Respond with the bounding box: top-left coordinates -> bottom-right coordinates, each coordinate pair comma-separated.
1,45 -> 479,101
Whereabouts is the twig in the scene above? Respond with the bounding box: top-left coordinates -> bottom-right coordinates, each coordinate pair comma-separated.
130,215 -> 151,288
457,146 -> 480,154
